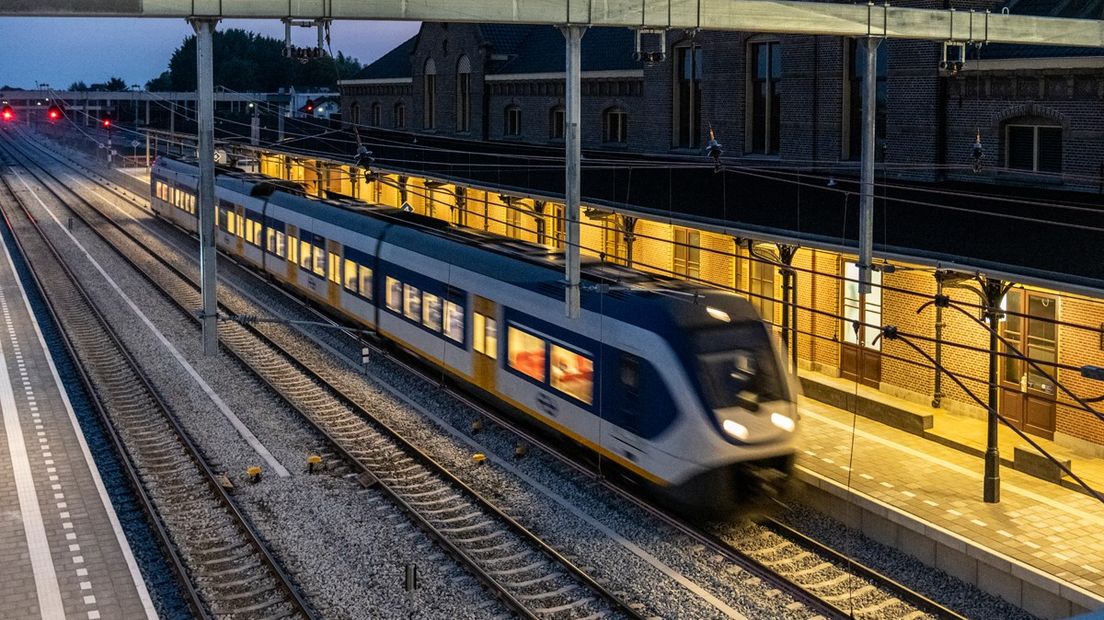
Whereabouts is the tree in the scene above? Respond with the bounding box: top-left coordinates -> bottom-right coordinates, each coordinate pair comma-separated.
157,28 -> 361,92
68,81 -> 89,92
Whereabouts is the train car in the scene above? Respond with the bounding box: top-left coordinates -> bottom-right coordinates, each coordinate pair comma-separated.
150,156 -> 798,513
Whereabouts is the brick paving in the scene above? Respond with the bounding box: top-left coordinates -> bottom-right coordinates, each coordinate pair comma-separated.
0,229 -> 155,619
797,394 -> 1104,600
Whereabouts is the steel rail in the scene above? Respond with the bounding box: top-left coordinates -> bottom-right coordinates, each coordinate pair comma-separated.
0,151 -> 317,620
22,131 -> 968,619
6,133 -> 645,620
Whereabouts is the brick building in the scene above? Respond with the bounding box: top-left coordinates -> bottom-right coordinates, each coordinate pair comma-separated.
329,2 -> 1104,455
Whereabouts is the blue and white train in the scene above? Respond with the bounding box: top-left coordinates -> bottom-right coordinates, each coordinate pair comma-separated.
150,156 -> 798,513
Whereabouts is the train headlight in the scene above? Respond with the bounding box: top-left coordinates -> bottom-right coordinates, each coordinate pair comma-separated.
722,419 -> 749,441
770,412 -> 795,433
706,306 -> 731,323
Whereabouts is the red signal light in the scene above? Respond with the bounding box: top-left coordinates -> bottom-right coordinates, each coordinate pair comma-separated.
47,106 -> 61,120
1,105 -> 13,121
304,99 -> 315,114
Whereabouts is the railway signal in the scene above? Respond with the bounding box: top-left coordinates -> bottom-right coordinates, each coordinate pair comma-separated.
304,99 -> 315,115
47,104 -> 63,121
1,104 -> 13,122
101,113 -> 112,129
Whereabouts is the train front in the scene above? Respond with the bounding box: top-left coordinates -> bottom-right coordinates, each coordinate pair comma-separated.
660,291 -> 799,515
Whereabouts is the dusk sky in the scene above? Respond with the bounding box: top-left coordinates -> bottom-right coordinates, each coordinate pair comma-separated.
0,18 -> 421,90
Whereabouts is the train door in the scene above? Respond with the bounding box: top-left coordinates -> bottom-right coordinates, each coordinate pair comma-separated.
840,260 -> 882,388
326,240 -> 342,308
233,205 -> 245,256
285,225 -> 299,286
999,289 -> 1058,439
471,296 -> 499,392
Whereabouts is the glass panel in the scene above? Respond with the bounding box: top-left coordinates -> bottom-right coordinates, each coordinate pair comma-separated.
288,235 -> 298,263
386,277 -> 402,312
275,232 -> 286,258
444,301 -> 464,343
1037,127 -> 1062,173
344,259 -> 358,292
299,239 -> 311,269
236,213 -> 244,237
423,293 -> 442,331
1007,126 -> 1034,170
474,313 -> 486,353
484,317 -> 497,359
550,345 -> 594,404
507,326 -> 546,382
266,228 -> 275,253
313,243 -> 327,276
359,266 -> 372,299
1026,295 -> 1057,394
403,285 -> 422,320
328,252 -> 341,284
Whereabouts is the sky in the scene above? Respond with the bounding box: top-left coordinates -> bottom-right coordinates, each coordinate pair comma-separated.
0,18 -> 420,90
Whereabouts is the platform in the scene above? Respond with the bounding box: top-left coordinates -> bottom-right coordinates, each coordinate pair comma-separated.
793,379 -> 1104,619
0,227 -> 156,618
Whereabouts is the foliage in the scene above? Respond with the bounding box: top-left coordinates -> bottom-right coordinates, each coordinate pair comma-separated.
147,28 -> 362,92
69,77 -> 130,92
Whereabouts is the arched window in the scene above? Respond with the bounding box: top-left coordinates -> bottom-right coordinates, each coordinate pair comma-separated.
603,107 -> 627,143
423,58 -> 437,129
1003,117 -> 1062,173
456,55 -> 471,133
549,105 -> 565,140
504,105 -> 521,137
395,103 -> 407,129
370,102 -> 381,127
350,102 -> 361,126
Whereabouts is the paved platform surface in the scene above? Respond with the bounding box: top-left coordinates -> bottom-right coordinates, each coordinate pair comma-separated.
795,387 -> 1104,614
0,225 -> 155,619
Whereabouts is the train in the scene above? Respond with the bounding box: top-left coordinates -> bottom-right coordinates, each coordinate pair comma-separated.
150,156 -> 798,513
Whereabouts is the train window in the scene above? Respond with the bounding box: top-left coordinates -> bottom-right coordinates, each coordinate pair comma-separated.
328,252 -> 341,284
358,266 -> 372,300
299,239 -> 312,270
266,228 -> 276,253
444,301 -> 464,343
550,345 -> 594,404
343,259 -> 358,292
404,285 -> 422,321
386,277 -> 402,311
235,213 -> 244,237
288,235 -> 298,263
507,326 -> 546,382
473,313 -> 496,357
250,220 -> 262,246
422,293 -> 442,331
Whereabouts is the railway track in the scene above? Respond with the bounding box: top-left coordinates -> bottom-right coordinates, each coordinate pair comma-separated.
15,131 -> 971,619
0,154 -> 316,620
2,133 -> 645,619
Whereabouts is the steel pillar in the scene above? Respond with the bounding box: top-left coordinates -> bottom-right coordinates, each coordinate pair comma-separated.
192,18 -> 220,355
561,25 -> 586,319
857,37 -> 881,295
982,276 -> 1005,503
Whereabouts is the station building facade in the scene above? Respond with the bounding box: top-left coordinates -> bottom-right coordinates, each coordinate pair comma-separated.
324,4 -> 1104,457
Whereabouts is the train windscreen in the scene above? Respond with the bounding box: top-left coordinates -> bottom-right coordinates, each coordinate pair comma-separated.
693,322 -> 789,410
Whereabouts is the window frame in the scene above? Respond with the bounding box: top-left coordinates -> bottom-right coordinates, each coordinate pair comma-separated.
1004,122 -> 1063,174
603,108 -> 627,144
549,106 -> 565,140
746,39 -> 782,155
504,105 -> 521,137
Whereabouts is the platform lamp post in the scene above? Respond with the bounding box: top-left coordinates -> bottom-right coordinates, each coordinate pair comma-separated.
856,36 -> 881,299
979,275 -> 1011,503
190,16 -> 220,356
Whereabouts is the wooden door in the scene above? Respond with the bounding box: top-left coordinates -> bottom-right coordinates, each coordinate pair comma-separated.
1000,289 -> 1057,439
840,261 -> 882,388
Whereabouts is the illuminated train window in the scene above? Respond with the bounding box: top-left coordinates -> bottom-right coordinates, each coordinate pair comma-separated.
386,277 -> 402,312
422,293 -> 442,331
473,313 -> 497,358
404,284 -> 422,320
507,326 -> 546,382
444,301 -> 464,343
550,345 -> 594,404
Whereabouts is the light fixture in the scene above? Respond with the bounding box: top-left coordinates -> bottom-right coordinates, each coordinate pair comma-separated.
770,412 -> 795,432
722,419 -> 749,441
706,306 -> 731,323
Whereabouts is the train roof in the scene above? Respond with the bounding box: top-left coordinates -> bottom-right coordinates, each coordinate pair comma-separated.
154,157 -> 762,328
